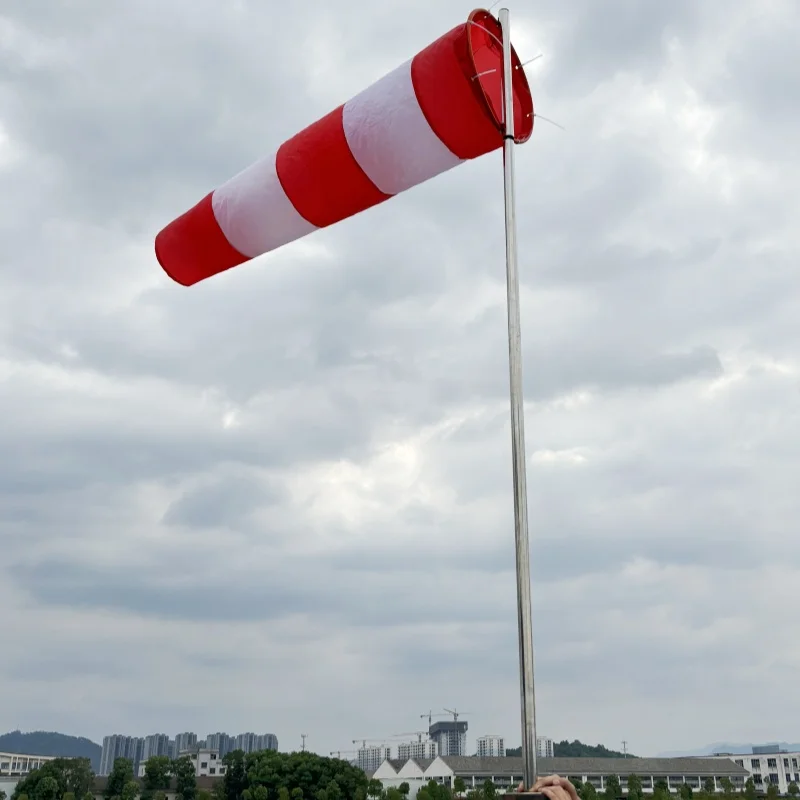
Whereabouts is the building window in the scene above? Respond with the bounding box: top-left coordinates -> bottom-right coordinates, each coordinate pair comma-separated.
735,761 -> 744,767
201,762 -> 208,768
751,760 -> 761,770
211,754 -> 217,760
784,760 -> 790,770
769,775 -> 779,785
753,776 -> 763,785
210,768 -> 216,775
767,760 -> 777,769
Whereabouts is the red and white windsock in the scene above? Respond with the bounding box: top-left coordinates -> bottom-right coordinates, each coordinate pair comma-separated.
155,9 -> 533,286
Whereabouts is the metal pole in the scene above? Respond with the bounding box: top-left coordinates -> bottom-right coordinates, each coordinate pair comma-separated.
498,7 -> 538,790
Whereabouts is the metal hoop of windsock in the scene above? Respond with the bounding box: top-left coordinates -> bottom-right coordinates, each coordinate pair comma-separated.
155,8 -> 533,286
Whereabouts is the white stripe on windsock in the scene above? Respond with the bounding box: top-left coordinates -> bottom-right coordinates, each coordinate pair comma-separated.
211,152 -> 317,259
342,59 -> 463,196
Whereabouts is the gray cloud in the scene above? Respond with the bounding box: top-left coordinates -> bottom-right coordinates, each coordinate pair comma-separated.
1,0 -> 800,760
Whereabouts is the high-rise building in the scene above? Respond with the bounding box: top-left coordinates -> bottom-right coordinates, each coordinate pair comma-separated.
206,733 -> 234,758
357,746 -> 392,774
233,733 -> 278,754
398,740 -> 438,761
476,736 -> 505,758
536,737 -> 554,759
175,733 -> 198,756
100,736 -> 145,776
235,733 -> 258,753
142,734 -> 172,762
255,734 -> 279,752
429,722 -> 468,757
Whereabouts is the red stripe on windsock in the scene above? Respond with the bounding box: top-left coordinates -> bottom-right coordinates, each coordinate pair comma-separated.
411,23 -> 501,161
276,105 -> 391,229
155,192 -> 248,286
411,11 -> 533,160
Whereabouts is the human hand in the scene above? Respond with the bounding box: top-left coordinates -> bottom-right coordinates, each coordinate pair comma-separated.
516,775 -> 580,800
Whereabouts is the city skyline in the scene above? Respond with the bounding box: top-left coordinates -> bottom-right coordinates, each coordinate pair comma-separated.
98,731 -> 279,775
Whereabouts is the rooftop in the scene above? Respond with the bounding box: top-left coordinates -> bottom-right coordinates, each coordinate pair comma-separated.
392,756 -> 750,777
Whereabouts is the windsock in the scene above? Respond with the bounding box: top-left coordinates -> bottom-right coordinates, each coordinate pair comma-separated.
155,8 -> 533,286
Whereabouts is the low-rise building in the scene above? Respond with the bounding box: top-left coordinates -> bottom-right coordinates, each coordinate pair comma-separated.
705,747 -> 800,795
372,756 -> 749,799
138,748 -> 227,778
0,752 -> 58,778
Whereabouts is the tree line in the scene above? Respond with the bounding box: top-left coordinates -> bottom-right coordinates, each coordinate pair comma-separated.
571,775 -> 800,800
505,741 -> 632,759
5,751 -> 369,800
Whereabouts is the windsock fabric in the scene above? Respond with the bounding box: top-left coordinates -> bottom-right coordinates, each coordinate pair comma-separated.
156,9 -> 533,286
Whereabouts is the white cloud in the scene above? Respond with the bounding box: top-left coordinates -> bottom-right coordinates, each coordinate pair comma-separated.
1,0 -> 799,760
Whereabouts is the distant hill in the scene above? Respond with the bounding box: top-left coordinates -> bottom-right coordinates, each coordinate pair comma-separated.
504,740 -> 635,759
0,731 -> 102,771
658,742 -> 800,757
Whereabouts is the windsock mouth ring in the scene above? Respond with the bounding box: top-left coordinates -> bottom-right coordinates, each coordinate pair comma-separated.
467,9 -> 534,143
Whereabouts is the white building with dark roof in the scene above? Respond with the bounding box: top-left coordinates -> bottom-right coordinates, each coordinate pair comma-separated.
371,756 -> 749,799
705,748 -> 800,795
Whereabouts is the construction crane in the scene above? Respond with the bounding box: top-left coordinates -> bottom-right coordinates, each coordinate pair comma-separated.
393,731 -> 429,742
330,750 -> 358,759
443,708 -> 470,723
420,711 -> 449,728
352,738 -> 388,748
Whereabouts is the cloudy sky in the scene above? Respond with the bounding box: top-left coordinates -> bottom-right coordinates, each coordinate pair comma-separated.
2,0 -> 799,760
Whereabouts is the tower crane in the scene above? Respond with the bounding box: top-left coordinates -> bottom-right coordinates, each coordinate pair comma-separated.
393,731 -> 429,742
443,708 -> 470,723
420,711 -> 449,728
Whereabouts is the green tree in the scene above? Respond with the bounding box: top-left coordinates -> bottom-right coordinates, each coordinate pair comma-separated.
171,757 -> 196,800
18,794 -> 29,800
105,759 -> 134,800
291,791 -> 304,800
743,780 -> 756,800
703,780 -> 715,796
64,791 -> 76,800
626,776 -> 643,800
154,793 -> 167,800
141,757 -> 172,800
0,790 -> 7,800
385,790 -> 402,800
787,783 -> 799,798
12,759 -> 95,800
605,777 -> 621,800
398,786 -> 410,799
417,791 -> 432,800
481,783 -> 496,800
452,780 -> 466,799
252,788 -> 268,800
678,784 -> 693,800
84,793 -> 94,800
222,751 -> 247,800
718,779 -> 734,800
278,789 -> 290,800
765,785 -> 778,800
580,784 -> 598,800
64,762 -> 95,800
121,782 -> 139,800
367,782 -> 383,800
35,777 -> 60,800
653,780 -> 669,800
198,792 -> 212,800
